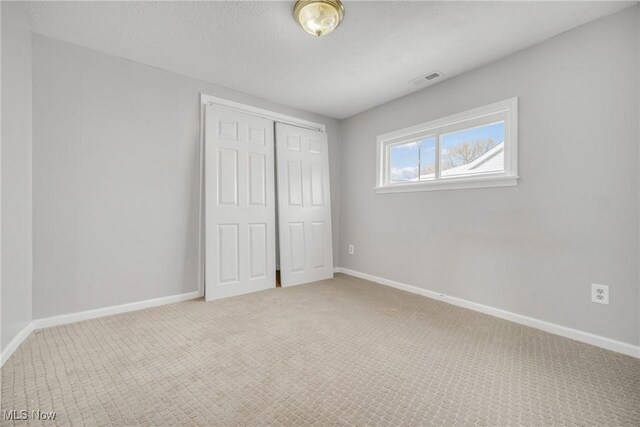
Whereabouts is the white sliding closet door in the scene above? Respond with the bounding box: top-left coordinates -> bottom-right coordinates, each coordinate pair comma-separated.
276,123 -> 333,287
205,105 -> 276,300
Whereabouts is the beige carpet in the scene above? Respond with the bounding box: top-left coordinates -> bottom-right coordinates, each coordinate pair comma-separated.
1,274 -> 639,426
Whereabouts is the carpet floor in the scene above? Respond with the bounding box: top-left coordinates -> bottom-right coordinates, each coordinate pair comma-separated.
1,274 -> 639,426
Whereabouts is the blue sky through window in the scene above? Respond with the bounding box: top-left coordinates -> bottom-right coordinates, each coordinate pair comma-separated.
390,137 -> 435,182
441,121 -> 504,151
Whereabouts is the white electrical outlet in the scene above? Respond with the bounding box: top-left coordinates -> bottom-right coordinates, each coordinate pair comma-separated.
591,283 -> 609,305
348,244 -> 354,255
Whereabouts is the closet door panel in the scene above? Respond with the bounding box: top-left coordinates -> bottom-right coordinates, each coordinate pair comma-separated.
276,123 -> 333,287
205,105 -> 276,300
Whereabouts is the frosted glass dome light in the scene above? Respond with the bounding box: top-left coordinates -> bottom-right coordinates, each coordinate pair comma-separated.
294,0 -> 345,37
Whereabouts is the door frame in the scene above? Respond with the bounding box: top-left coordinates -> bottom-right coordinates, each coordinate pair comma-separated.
198,94 -> 327,297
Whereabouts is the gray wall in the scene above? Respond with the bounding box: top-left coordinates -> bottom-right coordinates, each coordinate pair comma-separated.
338,6 -> 639,346
1,4 -> 33,351
32,35 -> 340,319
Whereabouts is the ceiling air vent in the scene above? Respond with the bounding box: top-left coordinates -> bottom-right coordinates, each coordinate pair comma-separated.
411,71 -> 443,86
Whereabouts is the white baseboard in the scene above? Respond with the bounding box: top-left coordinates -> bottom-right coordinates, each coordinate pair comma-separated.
335,267 -> 640,359
32,291 -> 201,330
1,322 -> 34,367
2,291 -> 200,367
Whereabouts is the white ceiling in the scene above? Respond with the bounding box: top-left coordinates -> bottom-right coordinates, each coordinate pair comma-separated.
15,1 -> 635,119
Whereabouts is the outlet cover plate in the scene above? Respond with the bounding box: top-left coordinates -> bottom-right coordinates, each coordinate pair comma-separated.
591,283 -> 609,305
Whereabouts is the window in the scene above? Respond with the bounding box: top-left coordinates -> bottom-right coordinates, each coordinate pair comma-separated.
376,98 -> 518,193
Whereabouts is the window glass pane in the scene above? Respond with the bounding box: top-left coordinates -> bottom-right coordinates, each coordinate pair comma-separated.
390,142 -> 419,183
440,121 -> 505,178
419,137 -> 436,181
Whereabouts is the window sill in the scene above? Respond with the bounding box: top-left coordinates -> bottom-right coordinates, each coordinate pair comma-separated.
374,175 -> 519,194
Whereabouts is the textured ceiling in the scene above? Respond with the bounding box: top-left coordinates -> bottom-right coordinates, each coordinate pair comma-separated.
14,1 -> 635,119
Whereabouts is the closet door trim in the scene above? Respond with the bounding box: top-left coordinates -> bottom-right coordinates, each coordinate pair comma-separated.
202,94 -> 325,132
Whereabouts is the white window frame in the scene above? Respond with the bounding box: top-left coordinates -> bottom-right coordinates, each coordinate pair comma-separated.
375,97 -> 518,193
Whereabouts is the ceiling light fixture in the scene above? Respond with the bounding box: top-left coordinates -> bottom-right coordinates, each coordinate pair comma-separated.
293,0 -> 345,37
